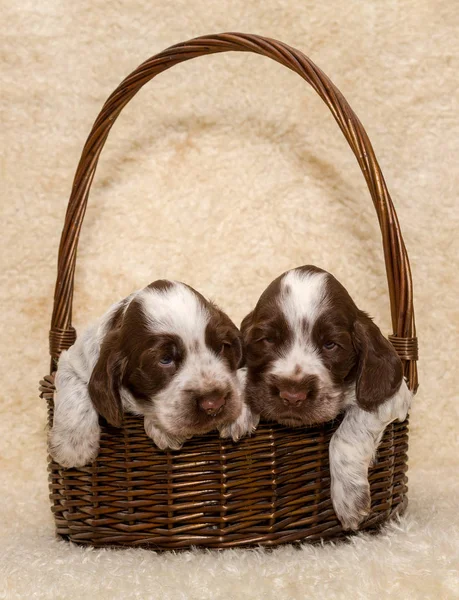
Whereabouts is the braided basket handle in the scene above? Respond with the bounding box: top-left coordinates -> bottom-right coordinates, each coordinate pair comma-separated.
49,32 -> 418,391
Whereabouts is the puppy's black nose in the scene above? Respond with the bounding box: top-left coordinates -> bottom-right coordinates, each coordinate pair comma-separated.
197,392 -> 227,415
278,389 -> 307,407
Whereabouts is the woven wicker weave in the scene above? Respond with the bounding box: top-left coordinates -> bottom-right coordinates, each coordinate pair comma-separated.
41,33 -> 418,549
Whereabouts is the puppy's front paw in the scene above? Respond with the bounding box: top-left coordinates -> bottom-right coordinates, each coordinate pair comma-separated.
219,404 -> 260,442
396,380 -> 412,422
49,426 -> 100,468
331,477 -> 371,531
144,418 -> 187,451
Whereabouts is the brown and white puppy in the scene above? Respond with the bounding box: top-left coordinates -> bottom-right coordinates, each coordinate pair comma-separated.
240,265 -> 412,530
49,280 -> 245,468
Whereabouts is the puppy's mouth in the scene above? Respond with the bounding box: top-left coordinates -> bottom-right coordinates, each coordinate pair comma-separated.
275,415 -> 306,428
205,408 -> 223,417
269,410 -> 337,427
263,390 -> 344,427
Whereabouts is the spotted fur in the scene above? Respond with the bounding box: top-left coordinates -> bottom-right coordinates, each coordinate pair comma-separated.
49,281 -> 245,467
240,265 -> 412,529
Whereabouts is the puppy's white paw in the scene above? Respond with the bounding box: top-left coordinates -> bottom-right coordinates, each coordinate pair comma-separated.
49,426 -> 100,468
331,476 -> 371,531
144,418 -> 187,451
219,404 -> 260,442
396,380 -> 412,422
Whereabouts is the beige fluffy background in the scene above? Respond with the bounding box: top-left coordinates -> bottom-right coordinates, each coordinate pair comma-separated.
1,1 -> 458,598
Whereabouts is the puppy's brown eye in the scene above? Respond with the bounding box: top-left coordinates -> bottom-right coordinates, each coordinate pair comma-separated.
159,355 -> 174,366
220,341 -> 232,354
323,341 -> 337,350
254,335 -> 276,345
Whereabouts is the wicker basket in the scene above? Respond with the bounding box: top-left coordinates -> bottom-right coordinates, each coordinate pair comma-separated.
41,33 -> 418,549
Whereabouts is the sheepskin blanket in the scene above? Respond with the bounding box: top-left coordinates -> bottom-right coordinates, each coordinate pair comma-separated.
1,1 -> 458,598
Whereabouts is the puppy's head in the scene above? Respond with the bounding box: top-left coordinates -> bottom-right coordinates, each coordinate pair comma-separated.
242,266 -> 403,427
88,280 -> 244,437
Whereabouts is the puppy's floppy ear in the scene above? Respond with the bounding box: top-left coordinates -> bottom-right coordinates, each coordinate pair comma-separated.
353,313 -> 403,411
240,311 -> 254,345
88,331 -> 126,427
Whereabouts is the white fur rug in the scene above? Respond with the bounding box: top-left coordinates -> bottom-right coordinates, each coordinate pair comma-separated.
1,1 -> 458,598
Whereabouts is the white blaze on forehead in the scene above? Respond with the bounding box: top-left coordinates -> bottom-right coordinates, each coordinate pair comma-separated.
138,282 -> 209,347
269,269 -> 329,380
280,269 -> 328,330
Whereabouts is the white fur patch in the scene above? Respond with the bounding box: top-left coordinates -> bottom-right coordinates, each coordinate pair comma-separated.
144,416 -> 188,450
219,368 -> 260,441
139,282 -> 209,347
330,379 -> 412,530
268,269 -> 331,383
49,298 -> 132,468
281,269 -> 328,329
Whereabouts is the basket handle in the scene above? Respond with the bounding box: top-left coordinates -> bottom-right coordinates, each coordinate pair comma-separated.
49,32 -> 418,391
